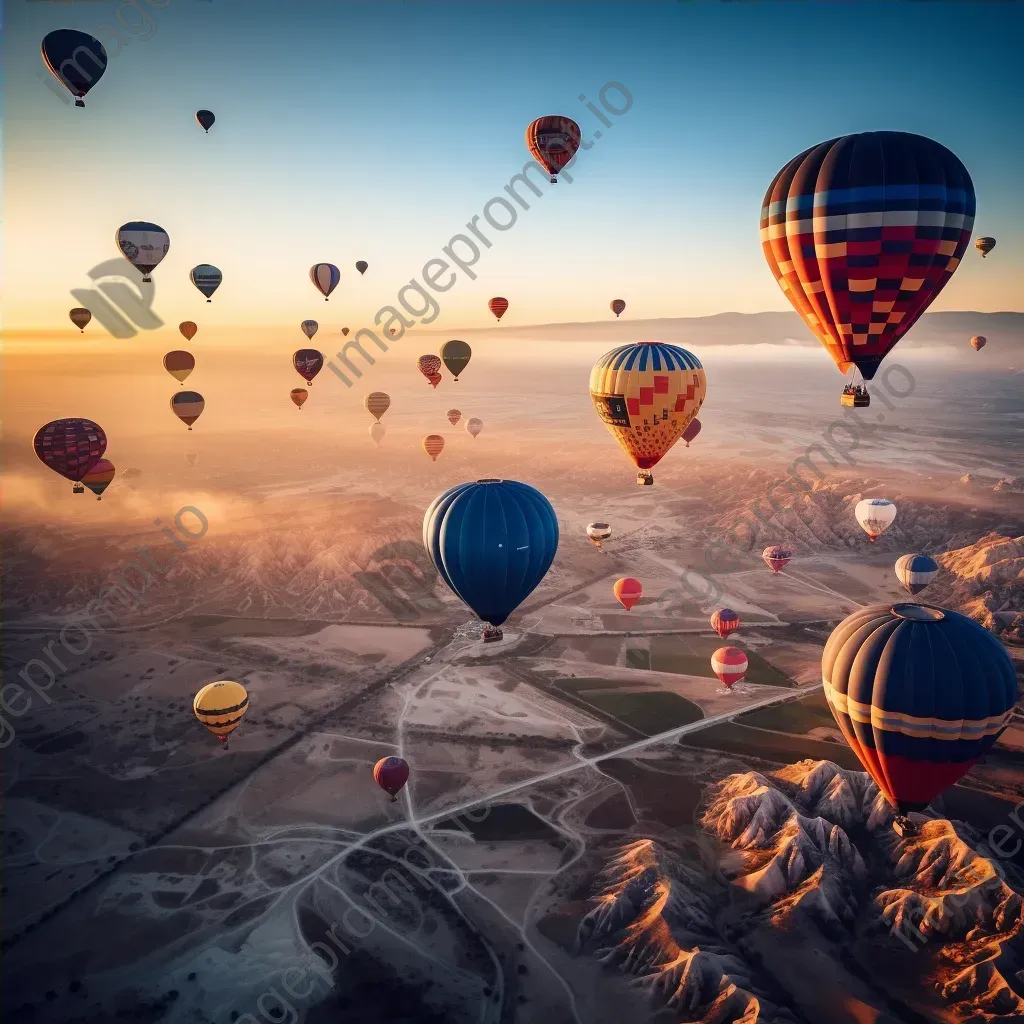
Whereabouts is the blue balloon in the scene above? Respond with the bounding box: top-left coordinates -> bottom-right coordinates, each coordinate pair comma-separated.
423,479 -> 559,628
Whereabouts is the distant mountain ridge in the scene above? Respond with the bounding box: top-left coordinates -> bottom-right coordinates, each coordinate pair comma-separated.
426,310 -> 1024,352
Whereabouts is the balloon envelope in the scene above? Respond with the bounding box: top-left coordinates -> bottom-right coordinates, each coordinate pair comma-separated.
373,755 -> 409,798
422,434 -> 445,461
290,388 -> 308,408
855,498 -> 896,542
171,391 -> 204,429
163,350 -> 195,383
613,577 -> 643,610
190,264 -> 222,301
762,132 -> 975,382
712,646 -> 748,688
42,30 -> 107,106
301,320 -> 318,340
34,418 -> 106,483
370,422 -> 386,445
822,603 -> 1017,812
894,553 -> 939,595
179,321 -> 198,341
447,409 -> 462,426
710,608 -> 739,639
355,261 -> 368,275
81,458 -> 115,499
69,308 -> 92,332
310,263 -> 340,300
586,522 -> 611,547
525,115 -> 581,182
365,392 -> 391,421
424,479 -> 559,627
763,545 -> 792,573
589,341 -> 706,479
489,297 -> 509,321
116,222 -> 169,281
610,299 -> 626,318
466,417 -> 483,437
428,372 -> 442,389
341,327 -> 350,337
418,354 -> 441,381
970,335 -> 986,351
682,418 -> 701,447
195,109 -> 215,132
194,680 -> 248,742
975,237 -> 996,257
293,348 -> 324,384
441,340 -> 472,380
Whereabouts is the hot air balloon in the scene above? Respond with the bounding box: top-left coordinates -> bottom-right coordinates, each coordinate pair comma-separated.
41,30 -> 107,107
424,479 -> 559,639
293,348 -> 324,385
822,603 -> 1017,829
423,434 -> 445,461
613,578 -> 642,611
970,335 -> 986,352
291,388 -> 308,409
711,646 -> 747,689
586,522 -> 611,549
418,354 -> 441,385
428,373 -> 442,389
33,418 -> 106,491
489,297 -> 509,321
975,237 -> 996,258
710,608 -> 740,639
762,132 -> 975,406
610,299 -> 626,318
185,452 -> 199,467
163,350 -> 195,384
190,264 -> 222,302
390,328 -> 397,336
341,327 -> 350,337
525,115 -> 581,183
356,261 -> 368,275
171,391 -> 204,430
301,320 -> 318,340
194,680 -> 249,744
590,341 -> 706,485
855,498 -> 896,543
310,263 -> 340,300
121,467 -> 142,490
69,308 -> 92,332
365,392 -> 391,421
81,458 -> 115,500
762,545 -> 792,573
116,222 -> 169,282
447,409 -> 462,426
466,417 -> 483,438
195,109 -> 215,133
370,422 -> 386,446
894,553 -> 939,596
373,756 -> 409,802
179,321 -> 198,341
682,418 -> 701,447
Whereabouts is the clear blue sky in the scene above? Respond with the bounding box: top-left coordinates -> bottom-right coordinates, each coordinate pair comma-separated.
7,0 -> 1023,332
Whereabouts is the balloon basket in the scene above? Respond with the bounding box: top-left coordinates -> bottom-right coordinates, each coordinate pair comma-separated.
637,471 -> 653,486
841,390 -> 870,408
892,814 -> 917,838
75,99 -> 85,108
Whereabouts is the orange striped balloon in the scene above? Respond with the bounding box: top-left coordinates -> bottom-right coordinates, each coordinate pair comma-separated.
422,434 -> 445,461
291,388 -> 308,409
82,458 -> 115,500
170,391 -> 205,430
446,409 -> 462,426
365,392 -> 391,421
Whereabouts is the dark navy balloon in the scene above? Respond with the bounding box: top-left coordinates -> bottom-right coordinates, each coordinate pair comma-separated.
41,30 -> 108,107
822,603 -> 1018,813
423,479 -> 559,628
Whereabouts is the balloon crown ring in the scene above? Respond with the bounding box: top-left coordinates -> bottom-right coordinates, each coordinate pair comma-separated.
891,604 -> 945,622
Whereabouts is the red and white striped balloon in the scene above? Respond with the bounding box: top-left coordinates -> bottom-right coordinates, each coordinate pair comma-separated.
711,646 -> 748,688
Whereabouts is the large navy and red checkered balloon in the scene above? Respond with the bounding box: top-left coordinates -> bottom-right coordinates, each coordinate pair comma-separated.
761,132 -> 975,380
33,418 -> 107,483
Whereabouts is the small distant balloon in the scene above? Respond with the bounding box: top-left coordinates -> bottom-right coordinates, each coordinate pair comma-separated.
488,297 -> 509,321
682,418 -> 701,447
356,261 -> 368,275
190,264 -> 222,302
613,577 -> 642,611
525,115 -> 581,183
428,372 -> 442,389
116,222 -> 169,282
365,392 -> 391,421
293,348 -> 324,385
301,320 -> 319,340
610,299 -> 626,318
418,354 -> 441,385
69,308 -> 92,332
194,680 -> 248,743
971,335 -> 986,352
586,522 -> 611,549
441,340 -> 471,380
370,422 -> 386,446
171,391 -> 205,430
310,263 -> 340,301
121,467 -> 142,490
341,327 -> 350,337
466,417 -> 483,438
291,388 -> 308,409
373,756 -> 409,802
163,350 -> 195,384
446,409 -> 462,426
975,237 -> 996,258
762,545 -> 792,573
855,498 -> 896,543
390,328 -> 397,337
179,321 -> 198,341
710,608 -> 739,639
195,109 -> 215,133
423,434 -> 445,461
894,553 -> 939,596
185,452 -> 199,467
712,646 -> 747,689
42,30 -> 107,107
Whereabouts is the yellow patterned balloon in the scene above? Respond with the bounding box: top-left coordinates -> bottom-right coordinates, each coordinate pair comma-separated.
589,341 -> 706,484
